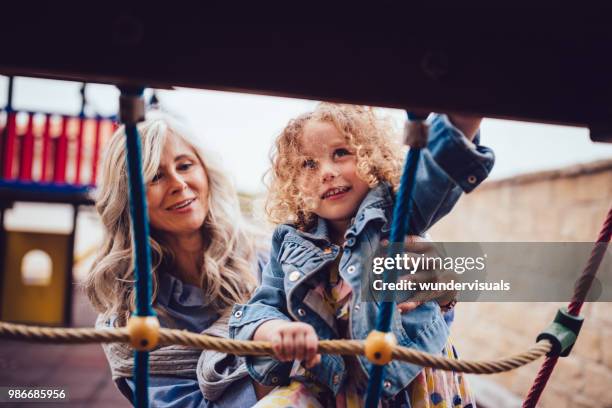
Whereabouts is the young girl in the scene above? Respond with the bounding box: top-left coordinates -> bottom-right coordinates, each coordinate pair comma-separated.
229,104 -> 494,407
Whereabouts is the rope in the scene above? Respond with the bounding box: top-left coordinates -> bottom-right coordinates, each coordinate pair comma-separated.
119,87 -> 151,408
366,112 -> 427,406
522,205 -> 612,408
367,145 -> 422,405
568,206 -> 612,315
121,91 -> 153,318
0,321 -> 552,375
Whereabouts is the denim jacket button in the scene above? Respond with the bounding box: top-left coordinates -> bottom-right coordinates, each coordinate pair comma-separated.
347,265 -> 356,274
354,304 -> 360,311
467,175 -> 477,184
289,271 -> 301,282
384,380 -> 392,389
381,239 -> 389,247
333,374 -> 340,385
233,310 -> 243,318
323,247 -> 333,254
297,308 -> 306,317
271,376 -> 279,384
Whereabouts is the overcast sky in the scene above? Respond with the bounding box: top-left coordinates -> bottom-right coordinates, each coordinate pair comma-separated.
2,75 -> 611,194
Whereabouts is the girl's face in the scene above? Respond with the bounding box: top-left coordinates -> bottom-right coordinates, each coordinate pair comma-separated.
146,133 -> 209,237
299,120 -> 370,231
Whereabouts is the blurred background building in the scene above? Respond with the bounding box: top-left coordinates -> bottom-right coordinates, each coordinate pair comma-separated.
430,160 -> 612,408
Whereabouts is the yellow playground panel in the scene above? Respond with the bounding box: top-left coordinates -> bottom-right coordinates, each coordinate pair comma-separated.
1,230 -> 71,326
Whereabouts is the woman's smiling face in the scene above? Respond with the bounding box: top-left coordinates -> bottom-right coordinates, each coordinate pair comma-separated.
146,132 -> 209,237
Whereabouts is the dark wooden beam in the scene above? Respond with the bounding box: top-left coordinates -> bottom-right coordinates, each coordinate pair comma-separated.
1,5 -> 611,139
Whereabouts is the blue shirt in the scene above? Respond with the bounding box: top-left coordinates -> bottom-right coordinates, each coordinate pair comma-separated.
124,272 -> 258,407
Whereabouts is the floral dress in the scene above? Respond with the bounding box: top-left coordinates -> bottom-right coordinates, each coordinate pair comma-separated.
253,266 -> 475,408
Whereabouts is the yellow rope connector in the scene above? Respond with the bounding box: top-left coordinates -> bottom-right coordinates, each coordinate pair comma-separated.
364,330 -> 397,365
127,316 -> 160,351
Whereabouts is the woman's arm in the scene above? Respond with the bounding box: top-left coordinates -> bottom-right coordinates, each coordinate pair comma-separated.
124,375 -> 258,407
124,376 -> 208,408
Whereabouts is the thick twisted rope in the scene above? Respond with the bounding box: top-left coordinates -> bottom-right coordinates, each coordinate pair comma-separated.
522,205 -> 612,408
0,321 -> 551,375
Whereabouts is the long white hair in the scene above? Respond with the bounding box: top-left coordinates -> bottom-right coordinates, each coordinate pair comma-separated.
85,113 -> 261,326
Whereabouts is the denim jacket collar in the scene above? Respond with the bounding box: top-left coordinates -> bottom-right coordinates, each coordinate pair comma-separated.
294,216 -> 333,244
345,182 -> 394,239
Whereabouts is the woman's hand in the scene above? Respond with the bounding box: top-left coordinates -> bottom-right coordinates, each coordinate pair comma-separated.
396,235 -> 457,314
397,301 -> 423,313
253,320 -> 321,368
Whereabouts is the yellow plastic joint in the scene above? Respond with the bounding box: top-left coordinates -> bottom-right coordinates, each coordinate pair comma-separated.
127,316 -> 160,351
364,330 -> 397,365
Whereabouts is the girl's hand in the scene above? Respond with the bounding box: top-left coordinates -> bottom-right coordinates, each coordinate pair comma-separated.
447,114 -> 482,142
253,320 -> 321,368
407,111 -> 482,141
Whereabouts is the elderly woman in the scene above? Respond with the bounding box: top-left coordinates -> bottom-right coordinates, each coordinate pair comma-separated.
85,113 -> 266,407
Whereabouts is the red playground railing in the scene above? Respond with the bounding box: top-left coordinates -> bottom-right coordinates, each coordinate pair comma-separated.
0,109 -> 116,204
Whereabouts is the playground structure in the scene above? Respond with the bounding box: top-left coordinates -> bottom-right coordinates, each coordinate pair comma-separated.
0,83 -> 608,408
0,6 -> 611,408
0,78 -> 115,325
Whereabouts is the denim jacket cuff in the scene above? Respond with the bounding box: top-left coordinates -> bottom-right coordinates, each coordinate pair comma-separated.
427,114 -> 495,193
245,356 -> 293,387
229,303 -> 290,341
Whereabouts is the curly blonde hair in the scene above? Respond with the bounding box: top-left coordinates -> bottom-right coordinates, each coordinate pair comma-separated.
265,103 -> 405,229
85,113 -> 261,327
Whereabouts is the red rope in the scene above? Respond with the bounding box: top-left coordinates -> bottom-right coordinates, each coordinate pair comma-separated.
567,208 -> 612,315
522,205 -> 612,407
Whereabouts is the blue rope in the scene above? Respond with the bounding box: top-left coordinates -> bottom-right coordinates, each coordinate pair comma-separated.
121,88 -> 153,408
365,113 -> 425,407
124,121 -> 154,318
134,351 -> 149,407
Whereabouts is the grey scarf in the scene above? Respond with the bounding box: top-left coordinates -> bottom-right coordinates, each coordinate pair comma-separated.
97,312 -> 249,402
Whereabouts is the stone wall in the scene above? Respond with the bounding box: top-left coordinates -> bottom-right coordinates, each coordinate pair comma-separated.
428,159 -> 612,408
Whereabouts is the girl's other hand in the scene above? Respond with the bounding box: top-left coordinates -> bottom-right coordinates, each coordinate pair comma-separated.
397,301 -> 423,313
254,320 -> 321,368
396,235 -> 457,312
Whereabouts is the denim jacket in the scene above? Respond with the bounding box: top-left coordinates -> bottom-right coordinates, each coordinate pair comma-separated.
229,114 -> 494,399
